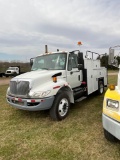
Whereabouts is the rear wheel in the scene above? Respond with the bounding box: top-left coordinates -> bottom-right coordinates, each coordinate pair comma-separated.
104,129 -> 118,142
98,81 -> 104,95
50,93 -> 70,121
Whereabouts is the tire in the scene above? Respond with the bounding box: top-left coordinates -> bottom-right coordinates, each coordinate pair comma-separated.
50,93 -> 70,121
98,81 -> 104,95
0,73 -> 4,77
104,129 -> 118,142
13,72 -> 17,77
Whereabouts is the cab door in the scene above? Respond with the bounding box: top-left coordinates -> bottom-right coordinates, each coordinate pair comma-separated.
66,53 -> 82,88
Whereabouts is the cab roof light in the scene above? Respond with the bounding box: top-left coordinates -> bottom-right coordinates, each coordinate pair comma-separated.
108,84 -> 115,90
77,41 -> 82,45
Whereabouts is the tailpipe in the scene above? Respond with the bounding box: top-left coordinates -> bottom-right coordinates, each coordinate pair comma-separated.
45,45 -> 48,53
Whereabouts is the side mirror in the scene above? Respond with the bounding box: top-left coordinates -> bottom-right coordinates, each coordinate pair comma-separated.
78,51 -> 84,65
78,64 -> 83,70
30,58 -> 34,67
78,52 -> 84,70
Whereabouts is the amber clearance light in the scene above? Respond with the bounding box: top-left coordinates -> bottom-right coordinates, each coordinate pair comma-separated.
53,77 -> 57,83
108,84 -> 115,90
77,41 -> 82,45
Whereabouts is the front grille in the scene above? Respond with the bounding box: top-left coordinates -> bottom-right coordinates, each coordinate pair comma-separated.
10,81 -> 29,96
7,71 -> 11,73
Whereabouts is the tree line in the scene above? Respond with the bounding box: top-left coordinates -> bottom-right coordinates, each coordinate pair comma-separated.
98,54 -> 119,70
0,55 -> 119,73
0,61 -> 31,72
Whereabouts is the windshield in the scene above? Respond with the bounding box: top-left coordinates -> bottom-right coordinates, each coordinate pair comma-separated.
31,53 -> 67,71
8,67 -> 16,70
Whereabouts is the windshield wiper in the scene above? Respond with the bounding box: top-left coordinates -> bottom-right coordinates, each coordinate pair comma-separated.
31,68 -> 49,71
41,68 -> 49,70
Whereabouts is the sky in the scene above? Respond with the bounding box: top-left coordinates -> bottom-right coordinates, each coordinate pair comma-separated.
0,0 -> 120,61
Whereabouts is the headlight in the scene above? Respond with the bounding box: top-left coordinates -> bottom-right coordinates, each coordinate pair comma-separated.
6,87 -> 10,95
107,99 -> 119,111
29,90 -> 51,98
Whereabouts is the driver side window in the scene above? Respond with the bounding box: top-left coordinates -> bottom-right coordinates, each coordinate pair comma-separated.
68,54 -> 78,71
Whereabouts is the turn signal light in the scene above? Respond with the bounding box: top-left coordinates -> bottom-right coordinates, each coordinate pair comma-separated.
53,77 -> 57,83
108,84 -> 115,90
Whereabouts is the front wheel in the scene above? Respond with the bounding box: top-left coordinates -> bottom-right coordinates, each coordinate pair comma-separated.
50,93 -> 70,121
104,129 -> 118,142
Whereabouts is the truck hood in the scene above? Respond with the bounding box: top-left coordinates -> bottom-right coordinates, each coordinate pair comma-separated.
14,70 -> 64,79
12,70 -> 66,89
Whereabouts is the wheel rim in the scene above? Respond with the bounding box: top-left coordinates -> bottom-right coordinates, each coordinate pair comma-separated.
58,98 -> 69,117
100,84 -> 103,93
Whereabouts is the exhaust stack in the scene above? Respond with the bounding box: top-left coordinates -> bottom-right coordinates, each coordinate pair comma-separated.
45,45 -> 48,53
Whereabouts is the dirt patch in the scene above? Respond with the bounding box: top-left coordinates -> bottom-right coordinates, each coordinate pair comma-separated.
0,78 -> 11,86
108,72 -> 118,75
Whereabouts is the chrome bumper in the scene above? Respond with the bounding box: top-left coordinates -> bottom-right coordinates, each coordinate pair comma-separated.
102,113 -> 120,140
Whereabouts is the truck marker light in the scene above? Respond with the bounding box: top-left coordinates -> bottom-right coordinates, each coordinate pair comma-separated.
81,81 -> 86,85
53,86 -> 60,89
31,99 -> 36,103
18,98 -> 22,102
77,41 -> 82,45
53,77 -> 57,83
108,84 -> 115,90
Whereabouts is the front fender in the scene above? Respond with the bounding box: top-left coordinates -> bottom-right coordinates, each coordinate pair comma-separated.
30,79 -> 72,98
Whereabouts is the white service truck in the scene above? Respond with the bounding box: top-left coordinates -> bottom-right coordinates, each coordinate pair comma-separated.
6,50 -> 107,120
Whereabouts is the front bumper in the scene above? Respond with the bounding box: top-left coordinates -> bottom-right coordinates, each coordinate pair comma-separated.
5,73 -> 17,76
102,113 -> 120,140
6,95 -> 54,111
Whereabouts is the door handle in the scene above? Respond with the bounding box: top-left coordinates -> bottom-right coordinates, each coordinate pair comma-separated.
70,71 -> 73,75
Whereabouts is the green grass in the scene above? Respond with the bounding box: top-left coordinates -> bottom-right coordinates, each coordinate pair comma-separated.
108,75 -> 118,85
0,76 -> 120,160
108,69 -> 119,73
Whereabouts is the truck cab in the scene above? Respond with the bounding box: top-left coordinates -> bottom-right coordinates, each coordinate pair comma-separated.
5,66 -> 20,77
6,50 -> 107,121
